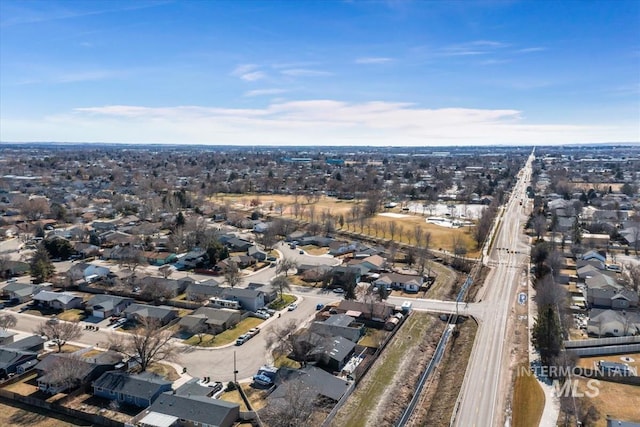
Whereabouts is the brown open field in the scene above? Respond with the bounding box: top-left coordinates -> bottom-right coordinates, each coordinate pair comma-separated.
213,194 -> 481,256
511,364 -> 545,427
576,377 -> 640,426
577,353 -> 640,374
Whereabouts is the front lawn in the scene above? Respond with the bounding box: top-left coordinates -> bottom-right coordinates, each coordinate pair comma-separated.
268,294 -> 296,310
57,309 -> 85,322
184,317 -> 264,347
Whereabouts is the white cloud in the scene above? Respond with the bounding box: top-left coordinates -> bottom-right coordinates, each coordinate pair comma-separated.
2,100 -> 636,146
244,88 -> 289,97
355,57 -> 393,64
240,71 -> 266,82
517,47 -> 546,53
280,68 -> 332,77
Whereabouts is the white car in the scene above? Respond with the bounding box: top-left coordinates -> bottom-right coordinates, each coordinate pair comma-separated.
287,303 -> 298,311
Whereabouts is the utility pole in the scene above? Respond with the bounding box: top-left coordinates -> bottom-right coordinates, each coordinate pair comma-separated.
233,351 -> 238,384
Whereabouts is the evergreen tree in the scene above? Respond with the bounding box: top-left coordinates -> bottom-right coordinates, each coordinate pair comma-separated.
532,305 -> 562,367
30,244 -> 55,283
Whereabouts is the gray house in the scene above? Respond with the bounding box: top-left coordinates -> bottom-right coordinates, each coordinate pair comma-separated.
32,290 -> 83,311
220,287 -> 266,312
138,392 -> 239,427
587,309 -> 640,337
124,304 -> 178,326
0,349 -> 38,378
92,371 -> 172,408
584,273 -> 638,309
178,307 -> 241,335
86,295 -> 134,318
310,314 -> 365,343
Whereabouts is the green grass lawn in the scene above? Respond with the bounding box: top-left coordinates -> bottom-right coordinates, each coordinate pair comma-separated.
268,294 -> 296,310
183,317 -> 264,347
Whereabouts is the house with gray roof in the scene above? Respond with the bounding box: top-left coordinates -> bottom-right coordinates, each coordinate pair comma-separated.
220,287 -> 266,311
1,282 -> 51,303
32,290 -> 83,311
85,295 -> 134,319
587,309 -> 640,337
92,371 -> 173,408
0,349 -> 38,378
584,273 -> 638,309
178,307 -> 241,335
310,314 -> 365,343
137,392 -> 239,427
311,335 -> 357,372
124,304 -> 178,326
2,335 -> 46,352
268,366 -> 350,403
185,281 -> 222,302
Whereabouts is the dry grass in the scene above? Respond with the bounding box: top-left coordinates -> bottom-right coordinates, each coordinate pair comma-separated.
4,373 -> 39,395
576,353 -> 640,374
576,378 -> 640,426
56,309 -> 84,322
511,363 -> 545,427
213,194 -> 481,256
219,389 -> 248,411
0,399 -> 91,427
417,319 -> 478,425
241,383 -> 270,410
358,328 -> 388,348
146,362 -> 180,381
300,245 -> 329,255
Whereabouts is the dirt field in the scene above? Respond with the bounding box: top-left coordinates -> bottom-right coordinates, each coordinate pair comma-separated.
577,353 -> 640,374
330,312 -> 441,427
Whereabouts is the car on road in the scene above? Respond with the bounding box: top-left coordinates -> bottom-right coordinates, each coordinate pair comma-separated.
316,303 -> 324,310
236,334 -> 250,345
248,328 -> 260,336
299,250 -> 304,254
332,288 -> 345,294
46,318 -> 59,325
287,303 -> 298,311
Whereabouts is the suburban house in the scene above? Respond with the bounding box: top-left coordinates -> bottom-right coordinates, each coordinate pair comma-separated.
2,282 -> 51,303
584,273 -> 639,309
185,281 -> 222,302
580,250 -> 607,264
248,245 -> 267,261
92,371 -> 173,408
36,350 -> 122,395
373,272 -> 424,293
85,295 -> 134,318
0,349 -> 38,378
311,335 -> 357,372
178,307 -> 241,335
225,237 -> 253,252
2,335 -> 46,352
68,263 -> 112,283
267,366 -> 350,406
136,391 -> 240,427
220,287 -> 266,312
330,266 -> 362,287
587,309 -> 640,337
310,314 -> 365,343
0,330 -> 16,346
32,290 -> 83,311
142,251 -> 177,266
136,276 -> 188,298
124,304 -> 179,326
334,300 -> 395,325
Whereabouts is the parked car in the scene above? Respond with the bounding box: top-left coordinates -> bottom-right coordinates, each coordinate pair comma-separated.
287,303 -> 298,311
333,288 -> 345,294
248,328 -> 260,336
316,303 -> 324,310
236,334 -> 250,346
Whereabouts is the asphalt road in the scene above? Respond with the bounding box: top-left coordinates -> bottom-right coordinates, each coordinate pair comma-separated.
452,152 -> 534,427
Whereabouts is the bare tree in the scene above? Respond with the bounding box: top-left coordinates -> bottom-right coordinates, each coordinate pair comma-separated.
625,263 -> 640,292
224,261 -> 242,288
108,318 -> 178,372
276,256 -> 298,277
0,313 -> 17,330
266,320 -> 328,367
272,275 -> 291,300
36,320 -> 83,353
42,355 -> 83,392
533,214 -> 547,240
260,375 -> 316,427
389,221 -> 397,241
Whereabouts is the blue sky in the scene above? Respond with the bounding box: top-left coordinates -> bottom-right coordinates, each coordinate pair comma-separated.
0,0 -> 638,146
